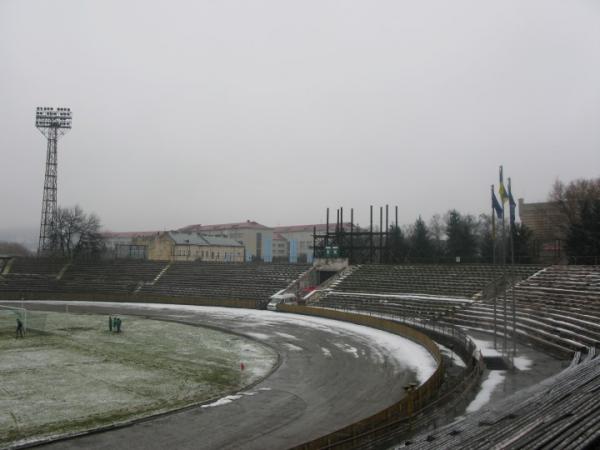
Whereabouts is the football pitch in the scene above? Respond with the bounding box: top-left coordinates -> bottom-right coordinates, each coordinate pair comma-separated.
0,311 -> 277,447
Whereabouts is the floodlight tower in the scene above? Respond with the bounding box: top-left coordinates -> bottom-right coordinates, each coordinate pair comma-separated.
35,107 -> 72,255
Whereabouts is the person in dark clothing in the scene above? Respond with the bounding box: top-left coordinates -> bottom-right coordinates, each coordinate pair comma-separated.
16,318 -> 24,338
109,315 -> 113,332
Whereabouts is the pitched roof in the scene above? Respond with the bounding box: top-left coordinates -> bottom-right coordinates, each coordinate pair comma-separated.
180,220 -> 271,232
273,223 -> 354,233
168,232 -> 242,247
102,231 -> 159,238
202,235 -> 243,247
168,231 -> 209,246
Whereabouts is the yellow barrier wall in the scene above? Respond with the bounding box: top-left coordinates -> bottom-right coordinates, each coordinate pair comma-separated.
278,305 -> 444,450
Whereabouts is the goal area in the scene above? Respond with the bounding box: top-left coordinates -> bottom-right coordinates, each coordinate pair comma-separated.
0,306 -> 47,336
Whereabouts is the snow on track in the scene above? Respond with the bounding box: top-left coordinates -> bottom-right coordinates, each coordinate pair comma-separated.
21,301 -> 438,383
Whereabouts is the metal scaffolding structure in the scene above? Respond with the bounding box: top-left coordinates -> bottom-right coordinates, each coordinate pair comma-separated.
312,205 -> 399,264
35,107 -> 72,255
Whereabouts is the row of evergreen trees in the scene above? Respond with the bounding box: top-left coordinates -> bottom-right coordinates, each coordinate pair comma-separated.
328,209 -> 534,264
342,177 -> 600,265
379,210 -> 534,264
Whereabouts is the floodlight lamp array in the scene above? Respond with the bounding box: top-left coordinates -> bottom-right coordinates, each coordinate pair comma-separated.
35,107 -> 72,129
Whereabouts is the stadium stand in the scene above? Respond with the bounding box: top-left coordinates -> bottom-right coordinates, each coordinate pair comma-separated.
59,260 -> 167,295
140,262 -> 310,301
316,264 -> 543,334
0,257 -> 67,294
400,349 -> 600,449
331,264 -> 543,298
0,257 -> 310,302
311,264 -> 600,449
319,292 -> 472,321
446,265 -> 600,358
8,257 -> 68,275
317,264 -> 600,359
2,258 -> 600,448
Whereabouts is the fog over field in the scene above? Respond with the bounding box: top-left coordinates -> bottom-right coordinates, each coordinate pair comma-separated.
1,0 -> 599,236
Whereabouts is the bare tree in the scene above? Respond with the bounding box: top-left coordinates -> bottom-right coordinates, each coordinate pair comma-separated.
48,206 -> 104,258
549,178 -> 600,263
549,177 -> 600,226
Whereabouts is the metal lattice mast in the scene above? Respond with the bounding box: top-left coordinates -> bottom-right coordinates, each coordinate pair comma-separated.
35,107 -> 72,255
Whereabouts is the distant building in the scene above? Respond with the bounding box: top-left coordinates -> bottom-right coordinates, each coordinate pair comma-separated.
272,233 -> 290,263
518,198 -> 568,263
273,223 -> 353,263
105,221 -> 356,264
133,231 -> 244,262
179,221 -> 273,262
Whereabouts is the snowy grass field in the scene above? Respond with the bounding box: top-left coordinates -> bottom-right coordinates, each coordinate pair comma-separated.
0,312 -> 276,447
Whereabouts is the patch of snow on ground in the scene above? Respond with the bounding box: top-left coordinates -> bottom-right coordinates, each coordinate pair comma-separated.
14,301 -> 438,383
245,332 -> 270,340
468,335 -> 502,357
333,342 -> 360,358
466,371 -> 506,413
283,343 -> 303,352
513,356 -> 533,371
321,347 -> 332,358
274,332 -> 298,340
239,341 -> 275,380
201,395 -> 243,408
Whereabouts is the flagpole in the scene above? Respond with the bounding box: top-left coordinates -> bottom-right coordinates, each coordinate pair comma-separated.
509,177 -> 515,264
491,184 -> 496,265
500,166 -> 506,266
499,166 -> 506,357
502,203 -> 506,265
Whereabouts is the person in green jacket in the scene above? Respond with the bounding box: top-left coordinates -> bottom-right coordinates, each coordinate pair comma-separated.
16,318 -> 24,338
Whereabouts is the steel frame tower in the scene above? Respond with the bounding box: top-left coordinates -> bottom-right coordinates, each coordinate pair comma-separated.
35,107 -> 72,255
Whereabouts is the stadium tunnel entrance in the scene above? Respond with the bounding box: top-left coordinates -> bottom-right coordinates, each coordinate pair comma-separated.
312,258 -> 349,286
318,270 -> 337,284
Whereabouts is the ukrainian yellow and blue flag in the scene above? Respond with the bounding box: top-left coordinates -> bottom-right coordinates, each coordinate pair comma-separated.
492,184 -> 503,219
499,166 -> 508,204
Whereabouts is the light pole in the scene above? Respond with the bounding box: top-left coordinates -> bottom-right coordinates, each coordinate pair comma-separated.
35,107 -> 72,255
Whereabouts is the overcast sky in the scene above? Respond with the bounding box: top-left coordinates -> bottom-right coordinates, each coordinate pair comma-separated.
1,0 -> 599,235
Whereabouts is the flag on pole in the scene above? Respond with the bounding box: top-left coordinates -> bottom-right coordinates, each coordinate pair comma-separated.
491,185 -> 503,219
508,177 -> 516,228
498,165 -> 508,204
